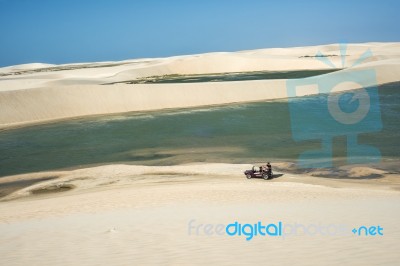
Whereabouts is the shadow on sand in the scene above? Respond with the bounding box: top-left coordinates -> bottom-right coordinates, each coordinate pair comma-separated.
271,173 -> 284,179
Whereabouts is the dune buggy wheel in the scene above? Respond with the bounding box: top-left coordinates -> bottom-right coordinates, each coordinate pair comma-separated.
246,174 -> 252,179
262,173 -> 269,180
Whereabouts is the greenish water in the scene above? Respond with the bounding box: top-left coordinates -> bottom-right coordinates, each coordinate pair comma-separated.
0,83 -> 399,177
105,69 -> 341,84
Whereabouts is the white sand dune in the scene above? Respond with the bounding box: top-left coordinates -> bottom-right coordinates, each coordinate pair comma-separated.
0,163 -> 399,265
1,42 -> 400,128
1,43 -> 399,265
1,163 -> 399,202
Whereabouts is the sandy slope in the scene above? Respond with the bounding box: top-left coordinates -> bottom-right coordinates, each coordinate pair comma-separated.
1,43 -> 399,265
0,42 -> 399,128
0,163 -> 399,265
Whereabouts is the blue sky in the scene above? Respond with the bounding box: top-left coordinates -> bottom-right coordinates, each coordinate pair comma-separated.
0,0 -> 399,67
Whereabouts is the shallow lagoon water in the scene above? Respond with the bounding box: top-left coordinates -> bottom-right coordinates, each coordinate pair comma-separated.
106,69 -> 340,84
0,83 -> 399,177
